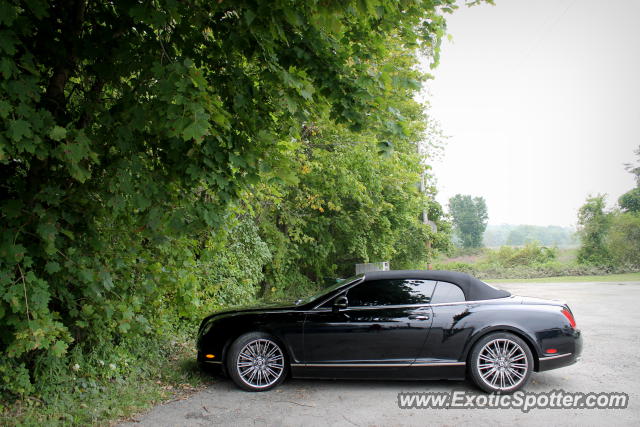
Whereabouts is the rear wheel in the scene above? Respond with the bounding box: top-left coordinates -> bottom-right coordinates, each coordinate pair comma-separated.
227,332 -> 287,392
469,332 -> 533,393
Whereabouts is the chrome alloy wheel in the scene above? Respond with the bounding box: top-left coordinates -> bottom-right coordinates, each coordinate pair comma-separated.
236,338 -> 285,389
476,338 -> 528,391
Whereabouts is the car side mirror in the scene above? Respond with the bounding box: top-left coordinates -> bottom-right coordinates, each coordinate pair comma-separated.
333,295 -> 348,312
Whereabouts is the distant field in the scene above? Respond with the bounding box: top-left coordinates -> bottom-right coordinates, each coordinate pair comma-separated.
433,246 -> 635,281
439,247 -> 579,266
487,272 -> 640,283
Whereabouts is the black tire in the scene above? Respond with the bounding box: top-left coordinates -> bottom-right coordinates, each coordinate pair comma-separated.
468,332 -> 533,394
226,332 -> 288,392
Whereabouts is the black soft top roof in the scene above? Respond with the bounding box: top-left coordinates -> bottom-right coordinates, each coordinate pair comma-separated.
362,270 -> 511,301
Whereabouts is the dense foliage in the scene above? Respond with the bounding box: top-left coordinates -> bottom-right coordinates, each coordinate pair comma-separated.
577,147 -> 640,269
448,193 -> 488,248
0,0 -> 458,402
253,112 -> 451,301
576,195 -> 612,266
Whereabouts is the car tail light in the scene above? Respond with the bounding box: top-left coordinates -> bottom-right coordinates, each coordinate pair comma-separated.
561,308 -> 576,328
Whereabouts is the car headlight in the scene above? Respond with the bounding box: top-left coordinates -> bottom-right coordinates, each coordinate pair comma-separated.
199,320 -> 214,336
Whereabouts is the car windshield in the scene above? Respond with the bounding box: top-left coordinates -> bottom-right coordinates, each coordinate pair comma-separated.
295,275 -> 362,305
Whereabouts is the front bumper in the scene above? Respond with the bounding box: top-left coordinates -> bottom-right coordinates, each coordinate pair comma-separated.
197,351 -> 225,376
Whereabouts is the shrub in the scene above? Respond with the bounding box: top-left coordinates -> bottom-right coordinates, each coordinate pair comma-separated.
434,243 -> 631,280
485,242 -> 557,267
606,212 -> 640,268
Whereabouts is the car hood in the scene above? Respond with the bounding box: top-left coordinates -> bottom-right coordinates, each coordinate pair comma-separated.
200,301 -> 298,325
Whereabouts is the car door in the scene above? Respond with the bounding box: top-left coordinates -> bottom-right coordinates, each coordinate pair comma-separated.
302,278 -> 435,366
417,281 -> 472,362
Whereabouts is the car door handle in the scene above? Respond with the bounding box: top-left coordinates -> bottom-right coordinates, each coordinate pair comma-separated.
409,315 -> 430,320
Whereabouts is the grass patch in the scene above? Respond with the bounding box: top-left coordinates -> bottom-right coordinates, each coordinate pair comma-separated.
0,337 -> 214,427
487,272 -> 640,283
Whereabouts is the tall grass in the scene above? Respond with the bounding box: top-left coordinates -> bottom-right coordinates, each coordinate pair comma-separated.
436,242 -> 634,279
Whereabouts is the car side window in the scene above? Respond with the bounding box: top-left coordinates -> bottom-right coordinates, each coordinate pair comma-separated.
346,279 -> 436,307
431,281 -> 465,304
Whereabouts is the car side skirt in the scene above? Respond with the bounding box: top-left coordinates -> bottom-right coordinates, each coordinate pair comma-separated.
290,360 -> 466,380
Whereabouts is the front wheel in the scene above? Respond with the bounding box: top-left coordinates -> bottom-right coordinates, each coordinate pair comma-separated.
227,332 -> 287,392
469,332 -> 533,393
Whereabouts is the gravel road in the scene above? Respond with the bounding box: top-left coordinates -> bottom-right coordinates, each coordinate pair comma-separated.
120,281 -> 640,426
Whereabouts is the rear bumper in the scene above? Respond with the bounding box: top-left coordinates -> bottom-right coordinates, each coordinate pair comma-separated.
538,329 -> 582,372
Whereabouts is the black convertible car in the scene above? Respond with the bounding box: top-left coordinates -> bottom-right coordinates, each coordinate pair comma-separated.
197,270 -> 582,393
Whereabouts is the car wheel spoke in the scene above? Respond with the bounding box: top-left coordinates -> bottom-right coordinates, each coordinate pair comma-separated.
510,367 -> 524,378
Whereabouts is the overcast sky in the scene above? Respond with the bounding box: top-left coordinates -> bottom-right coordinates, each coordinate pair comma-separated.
424,0 -> 640,227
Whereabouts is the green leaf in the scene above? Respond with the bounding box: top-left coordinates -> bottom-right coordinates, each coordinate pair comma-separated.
283,9 -> 304,27
284,95 -> 298,114
99,270 -> 114,290
45,261 -> 61,274
60,229 -> 75,240
50,340 -> 67,357
118,322 -> 131,333
182,118 -> 209,141
49,126 -> 67,141
7,119 -> 32,142
244,9 -> 256,26
0,99 -> 11,118
0,57 -> 14,78
300,84 -> 315,101
0,31 -> 17,55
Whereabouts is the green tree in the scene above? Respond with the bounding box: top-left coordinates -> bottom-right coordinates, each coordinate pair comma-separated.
619,188 -> 640,213
606,212 -> 640,267
577,147 -> 640,268
448,194 -> 488,249
619,145 -> 640,213
610,146 -> 640,265
0,0 -> 462,397
250,106 -> 451,298
576,195 -> 612,266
